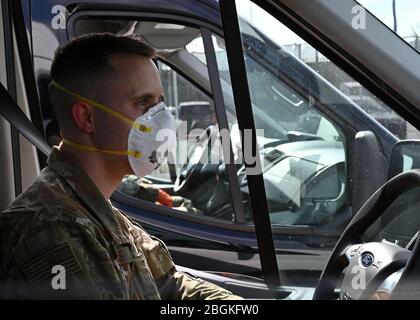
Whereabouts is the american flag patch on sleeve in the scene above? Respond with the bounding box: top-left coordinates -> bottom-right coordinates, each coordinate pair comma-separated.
20,243 -> 81,288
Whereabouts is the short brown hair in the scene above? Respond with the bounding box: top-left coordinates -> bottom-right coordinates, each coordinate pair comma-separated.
50,33 -> 156,89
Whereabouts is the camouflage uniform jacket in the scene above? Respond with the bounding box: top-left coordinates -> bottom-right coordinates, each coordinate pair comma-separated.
0,148 -> 240,300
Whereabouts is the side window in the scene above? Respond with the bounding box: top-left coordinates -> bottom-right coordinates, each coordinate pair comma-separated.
232,0 -> 420,225
229,0 -> 420,285
186,33 -> 254,223
232,1 -> 347,227
192,31 -> 344,226
237,2 -> 420,139
245,53 -> 346,227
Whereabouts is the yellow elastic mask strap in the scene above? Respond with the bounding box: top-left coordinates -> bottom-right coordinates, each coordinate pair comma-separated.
51,80 -> 152,133
62,138 -> 143,159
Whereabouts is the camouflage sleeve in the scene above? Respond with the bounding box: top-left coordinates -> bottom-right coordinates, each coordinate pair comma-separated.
0,211 -> 128,299
157,268 -> 244,300
139,230 -> 242,300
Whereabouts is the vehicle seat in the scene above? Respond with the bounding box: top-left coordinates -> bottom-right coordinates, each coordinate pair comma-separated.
351,131 -> 388,213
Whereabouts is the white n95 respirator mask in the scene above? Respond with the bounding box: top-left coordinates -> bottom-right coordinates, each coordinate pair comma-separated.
127,101 -> 176,177
51,80 -> 177,178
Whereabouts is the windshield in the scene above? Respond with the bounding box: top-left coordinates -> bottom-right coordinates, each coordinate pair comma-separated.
186,23 -> 340,142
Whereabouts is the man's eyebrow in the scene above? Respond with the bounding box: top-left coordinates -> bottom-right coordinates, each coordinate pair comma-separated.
130,93 -> 165,102
130,93 -> 152,101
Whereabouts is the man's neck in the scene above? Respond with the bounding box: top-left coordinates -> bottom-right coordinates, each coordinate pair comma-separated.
59,144 -> 123,199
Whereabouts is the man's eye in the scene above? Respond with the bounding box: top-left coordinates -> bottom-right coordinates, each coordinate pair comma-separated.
136,100 -> 147,107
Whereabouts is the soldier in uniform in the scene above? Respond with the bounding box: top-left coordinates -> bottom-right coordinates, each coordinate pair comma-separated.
0,33 -> 242,299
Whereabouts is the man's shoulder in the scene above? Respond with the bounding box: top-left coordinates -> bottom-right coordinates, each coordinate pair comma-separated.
4,167 -> 76,213
1,165 -> 94,229
0,206 -> 98,251
0,205 -> 102,283
0,205 -> 109,298
0,168 -> 100,263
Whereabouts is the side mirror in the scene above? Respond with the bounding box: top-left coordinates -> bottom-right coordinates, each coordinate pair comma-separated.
388,140 -> 420,179
301,162 -> 345,201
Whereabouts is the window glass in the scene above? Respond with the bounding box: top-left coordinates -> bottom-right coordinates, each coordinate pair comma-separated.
237,0 -> 419,140
151,60 -> 216,180
233,0 -> 420,286
186,33 -> 254,223
209,34 -> 254,223
235,0 -> 346,228
187,35 -> 232,85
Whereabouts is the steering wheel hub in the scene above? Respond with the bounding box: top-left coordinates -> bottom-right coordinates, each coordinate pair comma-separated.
340,241 -> 410,300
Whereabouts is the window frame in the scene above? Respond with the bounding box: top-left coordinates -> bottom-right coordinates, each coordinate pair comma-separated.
219,0 -> 281,287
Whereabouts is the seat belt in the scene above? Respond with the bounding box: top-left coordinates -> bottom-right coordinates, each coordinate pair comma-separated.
0,82 -> 51,157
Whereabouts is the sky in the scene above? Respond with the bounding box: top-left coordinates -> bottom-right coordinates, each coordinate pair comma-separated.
235,0 -> 420,46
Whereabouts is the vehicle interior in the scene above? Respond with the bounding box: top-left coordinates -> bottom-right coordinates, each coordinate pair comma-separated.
2,0 -> 420,300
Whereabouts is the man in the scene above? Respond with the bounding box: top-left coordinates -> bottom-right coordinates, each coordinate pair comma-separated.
0,33 -> 241,299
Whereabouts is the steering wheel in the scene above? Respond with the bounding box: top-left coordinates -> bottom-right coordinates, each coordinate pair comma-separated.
313,169 -> 420,300
174,125 -> 220,194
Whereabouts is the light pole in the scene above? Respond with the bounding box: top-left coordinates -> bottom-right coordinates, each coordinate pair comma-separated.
392,0 -> 397,33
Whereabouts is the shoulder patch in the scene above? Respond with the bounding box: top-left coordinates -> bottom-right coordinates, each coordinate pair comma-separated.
20,243 -> 81,288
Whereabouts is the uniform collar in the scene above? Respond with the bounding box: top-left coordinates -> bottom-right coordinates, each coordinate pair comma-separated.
46,147 -> 127,242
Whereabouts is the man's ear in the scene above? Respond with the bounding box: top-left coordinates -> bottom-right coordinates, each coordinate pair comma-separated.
71,102 -> 94,134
